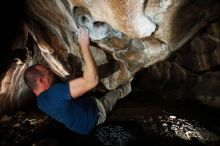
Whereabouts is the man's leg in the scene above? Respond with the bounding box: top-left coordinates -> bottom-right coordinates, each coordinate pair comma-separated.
95,83 -> 131,125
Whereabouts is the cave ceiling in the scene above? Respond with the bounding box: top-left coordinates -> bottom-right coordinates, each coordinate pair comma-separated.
0,0 -> 220,113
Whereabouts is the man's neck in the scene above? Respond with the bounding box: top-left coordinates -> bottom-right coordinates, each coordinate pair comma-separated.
33,87 -> 48,96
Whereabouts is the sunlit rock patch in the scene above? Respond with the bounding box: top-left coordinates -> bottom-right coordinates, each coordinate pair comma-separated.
154,111 -> 218,143
123,111 -> 219,145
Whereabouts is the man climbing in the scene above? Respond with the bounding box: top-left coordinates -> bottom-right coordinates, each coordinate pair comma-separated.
23,27 -> 131,135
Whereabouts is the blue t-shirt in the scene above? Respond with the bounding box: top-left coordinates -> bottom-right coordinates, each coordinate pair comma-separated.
37,82 -> 99,135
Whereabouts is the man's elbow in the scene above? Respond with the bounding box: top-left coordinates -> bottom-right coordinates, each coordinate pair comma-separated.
91,77 -> 99,88
86,76 -> 99,89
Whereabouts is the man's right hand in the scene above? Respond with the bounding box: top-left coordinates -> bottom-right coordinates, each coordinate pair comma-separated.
78,27 -> 89,50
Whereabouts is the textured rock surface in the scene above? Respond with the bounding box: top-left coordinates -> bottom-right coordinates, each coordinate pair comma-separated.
0,0 -> 220,113
134,20 -> 220,108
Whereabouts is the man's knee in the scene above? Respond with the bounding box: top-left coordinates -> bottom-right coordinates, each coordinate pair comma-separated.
116,82 -> 132,99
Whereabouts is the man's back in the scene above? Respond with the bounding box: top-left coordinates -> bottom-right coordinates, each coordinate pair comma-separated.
37,82 -> 99,135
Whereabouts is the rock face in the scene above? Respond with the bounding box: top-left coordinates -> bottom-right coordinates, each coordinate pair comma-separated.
0,0 -> 220,113
134,19 -> 220,108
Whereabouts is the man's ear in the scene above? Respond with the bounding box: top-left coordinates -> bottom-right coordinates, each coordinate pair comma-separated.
39,76 -> 46,84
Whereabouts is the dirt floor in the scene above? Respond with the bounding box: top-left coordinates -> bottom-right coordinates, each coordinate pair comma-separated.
0,90 -> 219,146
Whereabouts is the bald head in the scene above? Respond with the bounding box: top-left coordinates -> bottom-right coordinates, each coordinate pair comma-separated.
23,64 -> 45,90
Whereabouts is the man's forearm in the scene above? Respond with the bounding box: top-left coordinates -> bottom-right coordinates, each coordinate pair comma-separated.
81,46 -> 99,87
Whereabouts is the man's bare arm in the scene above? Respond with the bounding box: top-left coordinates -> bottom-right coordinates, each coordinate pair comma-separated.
69,28 -> 99,98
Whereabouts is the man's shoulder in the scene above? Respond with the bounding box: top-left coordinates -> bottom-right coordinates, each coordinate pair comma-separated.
50,82 -> 69,91
48,82 -> 72,100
